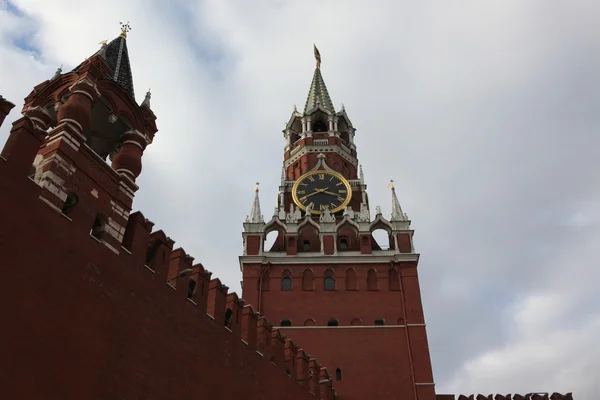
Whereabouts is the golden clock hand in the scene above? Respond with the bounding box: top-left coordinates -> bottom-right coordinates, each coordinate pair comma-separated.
322,190 -> 339,196
299,189 -> 322,201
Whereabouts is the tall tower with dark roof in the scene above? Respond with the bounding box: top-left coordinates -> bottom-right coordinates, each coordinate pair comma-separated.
1,24 -> 157,255
240,48 -> 436,400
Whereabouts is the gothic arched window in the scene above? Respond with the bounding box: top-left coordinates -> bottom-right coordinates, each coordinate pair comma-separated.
302,269 -> 314,291
339,236 -> 348,250
281,269 -> 292,291
345,268 -> 357,290
367,268 -> 379,291
324,269 -> 335,291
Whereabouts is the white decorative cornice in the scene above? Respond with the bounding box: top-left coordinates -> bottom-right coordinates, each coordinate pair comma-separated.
239,252 -> 420,266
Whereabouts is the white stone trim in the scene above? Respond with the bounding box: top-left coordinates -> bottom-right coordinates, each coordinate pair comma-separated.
38,196 -> 62,213
414,383 -> 435,386
44,133 -> 80,152
72,90 -> 95,102
122,139 -> 144,150
275,325 -> 408,329
58,118 -> 83,134
240,252 -> 419,265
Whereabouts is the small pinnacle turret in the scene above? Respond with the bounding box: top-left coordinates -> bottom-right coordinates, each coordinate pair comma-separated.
141,89 -> 151,108
304,45 -> 335,114
389,180 -> 407,221
246,183 -> 264,223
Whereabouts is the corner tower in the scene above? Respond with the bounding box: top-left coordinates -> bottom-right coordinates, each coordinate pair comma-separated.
0,23 -> 157,255
240,48 -> 436,400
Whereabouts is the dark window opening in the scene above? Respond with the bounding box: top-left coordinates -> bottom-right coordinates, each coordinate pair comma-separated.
62,193 -> 79,215
374,319 -> 385,326
90,214 -> 107,240
303,240 -> 311,251
187,279 -> 196,299
336,368 -> 342,381
224,308 -> 233,327
324,276 -> 335,291
281,276 -> 292,291
339,237 -> 348,250
313,120 -> 327,132
327,318 -> 338,327
280,319 -> 292,327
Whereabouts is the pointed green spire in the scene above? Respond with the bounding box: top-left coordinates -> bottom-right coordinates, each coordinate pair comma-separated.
303,45 -> 335,114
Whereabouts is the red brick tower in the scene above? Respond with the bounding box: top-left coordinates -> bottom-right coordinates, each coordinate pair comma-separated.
1,22 -> 157,256
241,47 -> 437,399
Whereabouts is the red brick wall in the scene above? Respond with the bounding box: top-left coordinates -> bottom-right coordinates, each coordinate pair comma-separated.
0,127 -> 335,399
244,262 -> 437,400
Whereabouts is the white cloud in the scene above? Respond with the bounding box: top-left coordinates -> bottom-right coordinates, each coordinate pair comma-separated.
1,0 -> 599,397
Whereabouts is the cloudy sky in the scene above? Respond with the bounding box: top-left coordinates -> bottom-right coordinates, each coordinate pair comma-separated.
1,0 -> 599,397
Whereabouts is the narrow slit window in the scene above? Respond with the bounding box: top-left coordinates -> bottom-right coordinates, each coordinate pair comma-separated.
336,368 -> 342,381
61,193 -> 78,215
187,279 -> 196,299
90,214 -> 107,240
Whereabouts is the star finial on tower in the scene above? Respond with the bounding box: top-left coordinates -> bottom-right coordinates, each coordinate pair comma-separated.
119,21 -> 131,38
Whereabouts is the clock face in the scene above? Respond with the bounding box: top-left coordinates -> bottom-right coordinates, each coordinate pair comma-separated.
292,170 -> 352,215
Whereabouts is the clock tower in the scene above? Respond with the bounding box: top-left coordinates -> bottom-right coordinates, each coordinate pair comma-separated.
240,47 -> 436,400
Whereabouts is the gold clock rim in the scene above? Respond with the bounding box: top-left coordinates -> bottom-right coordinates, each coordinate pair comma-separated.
291,169 -> 352,215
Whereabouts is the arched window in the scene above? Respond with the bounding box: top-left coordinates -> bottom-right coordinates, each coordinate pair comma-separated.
388,268 -> 400,291
280,319 -> 292,327
302,269 -> 314,291
367,268 -> 379,291
339,236 -> 348,250
397,317 -> 405,325
304,318 -> 316,326
345,268 -> 357,290
90,214 -> 107,240
327,318 -> 338,327
350,318 -> 362,326
324,269 -> 335,291
374,318 -> 385,326
187,279 -> 196,299
303,240 -> 311,251
336,368 -> 342,381
61,192 -> 78,215
281,269 -> 292,291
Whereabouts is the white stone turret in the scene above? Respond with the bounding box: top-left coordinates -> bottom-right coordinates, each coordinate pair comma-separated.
246,182 -> 264,223
389,180 -> 407,222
